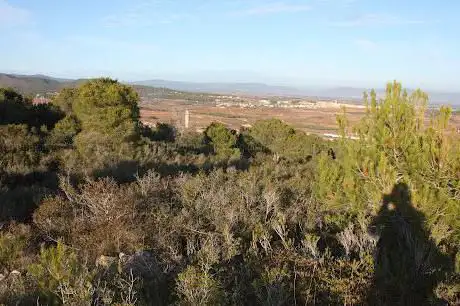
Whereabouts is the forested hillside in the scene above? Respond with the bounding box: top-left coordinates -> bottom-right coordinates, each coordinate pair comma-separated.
0,73 -> 209,101
0,74 -> 64,95
0,79 -> 459,305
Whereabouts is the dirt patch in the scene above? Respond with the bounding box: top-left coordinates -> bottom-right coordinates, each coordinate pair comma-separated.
140,100 -> 460,136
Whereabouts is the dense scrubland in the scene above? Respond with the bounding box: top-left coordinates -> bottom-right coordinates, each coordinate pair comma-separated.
0,79 -> 459,305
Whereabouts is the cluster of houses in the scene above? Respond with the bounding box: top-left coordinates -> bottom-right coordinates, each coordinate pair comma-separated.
32,96 -> 51,105
32,93 -> 54,105
215,97 -> 366,110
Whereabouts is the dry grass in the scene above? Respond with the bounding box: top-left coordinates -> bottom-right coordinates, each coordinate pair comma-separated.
140,100 -> 363,135
140,99 -> 460,135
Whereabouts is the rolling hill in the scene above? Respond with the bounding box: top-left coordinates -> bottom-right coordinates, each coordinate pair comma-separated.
0,73 -> 211,101
1,73 -> 459,106
133,79 -> 306,97
0,73 -> 65,95
133,80 -> 460,105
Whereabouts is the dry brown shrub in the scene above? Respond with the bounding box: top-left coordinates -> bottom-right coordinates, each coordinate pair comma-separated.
33,196 -> 73,241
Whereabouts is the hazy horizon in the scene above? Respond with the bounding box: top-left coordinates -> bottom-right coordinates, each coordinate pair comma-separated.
4,71 -> 460,97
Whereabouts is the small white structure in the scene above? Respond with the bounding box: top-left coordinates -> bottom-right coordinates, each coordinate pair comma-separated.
184,110 -> 190,129
323,133 -> 359,140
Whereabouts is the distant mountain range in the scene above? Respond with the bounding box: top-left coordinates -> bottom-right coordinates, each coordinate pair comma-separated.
1,73 -> 459,106
0,73 -> 158,97
0,73 -> 65,95
134,79 -> 460,106
134,79 -> 369,100
133,79 -> 306,97
0,73 -> 94,95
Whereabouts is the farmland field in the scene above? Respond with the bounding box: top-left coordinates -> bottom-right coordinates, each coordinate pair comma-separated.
140,99 -> 460,136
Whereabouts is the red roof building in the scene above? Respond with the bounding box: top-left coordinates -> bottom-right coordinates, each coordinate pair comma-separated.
32,97 -> 50,105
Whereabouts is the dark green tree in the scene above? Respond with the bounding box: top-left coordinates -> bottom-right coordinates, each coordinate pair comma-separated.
73,78 -> 139,140
204,122 -> 240,160
248,119 -> 324,160
0,88 -> 29,125
51,87 -> 76,114
70,78 -> 141,166
47,115 -> 81,149
0,124 -> 41,173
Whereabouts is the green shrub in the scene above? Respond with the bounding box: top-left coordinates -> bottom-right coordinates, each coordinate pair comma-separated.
0,223 -> 32,271
0,124 -> 41,173
204,122 -> 240,160
252,266 -> 292,306
48,115 -> 81,149
247,119 -> 325,160
28,241 -> 95,305
176,265 -> 222,305
51,88 -> 76,114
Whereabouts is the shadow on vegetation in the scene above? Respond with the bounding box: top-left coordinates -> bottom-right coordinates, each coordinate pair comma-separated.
148,162 -> 200,177
368,183 -> 453,305
175,142 -> 212,156
92,160 -> 142,183
237,133 -> 270,159
93,157 -> 252,184
141,122 -> 176,142
0,170 -> 59,222
0,89 -> 63,128
92,160 -> 202,184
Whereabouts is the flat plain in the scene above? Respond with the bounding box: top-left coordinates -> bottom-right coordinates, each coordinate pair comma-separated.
140,99 -> 460,136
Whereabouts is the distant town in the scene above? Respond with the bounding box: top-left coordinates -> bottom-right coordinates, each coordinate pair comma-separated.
139,91 -> 366,110
33,89 -> 366,110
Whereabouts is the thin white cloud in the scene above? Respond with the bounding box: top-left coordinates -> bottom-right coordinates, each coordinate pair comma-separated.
233,2 -> 311,16
317,0 -> 357,5
102,10 -> 192,27
354,39 -> 377,50
0,0 -> 30,27
102,12 -> 154,28
66,36 -> 158,53
104,1 -> 312,26
101,0 -> 195,28
330,13 -> 425,27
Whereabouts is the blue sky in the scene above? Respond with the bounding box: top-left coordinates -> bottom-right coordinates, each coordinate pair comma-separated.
1,0 -> 459,90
